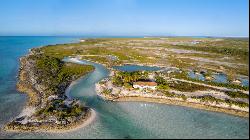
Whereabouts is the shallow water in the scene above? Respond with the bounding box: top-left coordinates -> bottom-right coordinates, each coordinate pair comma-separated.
0,37 -> 249,139
188,71 -> 206,81
212,73 -> 228,84
113,65 -> 161,72
188,71 -> 228,83
188,71 -> 249,87
0,36 -> 81,136
239,77 -> 249,87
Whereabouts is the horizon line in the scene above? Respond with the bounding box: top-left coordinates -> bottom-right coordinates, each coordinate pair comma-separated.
0,35 -> 249,38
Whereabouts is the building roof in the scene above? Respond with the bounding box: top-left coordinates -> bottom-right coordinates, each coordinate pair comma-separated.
133,81 -> 157,86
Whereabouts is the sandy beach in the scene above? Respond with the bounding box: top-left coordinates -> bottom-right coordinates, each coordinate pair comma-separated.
112,96 -> 249,118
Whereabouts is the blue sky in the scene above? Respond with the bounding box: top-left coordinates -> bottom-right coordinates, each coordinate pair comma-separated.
0,0 -> 249,37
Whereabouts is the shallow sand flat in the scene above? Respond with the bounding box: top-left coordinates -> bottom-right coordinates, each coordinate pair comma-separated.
113,96 -> 249,118
96,86 -> 249,118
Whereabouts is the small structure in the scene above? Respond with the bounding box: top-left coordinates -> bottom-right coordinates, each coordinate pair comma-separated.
232,79 -> 242,85
133,81 -> 157,90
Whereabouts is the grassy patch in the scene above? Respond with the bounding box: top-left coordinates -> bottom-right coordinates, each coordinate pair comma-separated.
34,54 -> 94,95
191,95 -> 249,108
225,91 -> 249,99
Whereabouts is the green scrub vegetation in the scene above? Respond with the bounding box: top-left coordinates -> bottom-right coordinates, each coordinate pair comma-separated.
112,71 -> 149,87
35,55 -> 94,95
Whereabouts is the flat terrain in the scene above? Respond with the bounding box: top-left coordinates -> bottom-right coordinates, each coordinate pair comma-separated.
41,37 -> 249,80
36,37 -> 249,116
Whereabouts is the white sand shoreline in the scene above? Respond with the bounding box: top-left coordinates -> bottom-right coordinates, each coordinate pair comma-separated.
4,109 -> 96,133
102,95 -> 249,118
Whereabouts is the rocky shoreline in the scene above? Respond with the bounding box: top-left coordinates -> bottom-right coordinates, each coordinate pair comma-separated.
4,108 -> 95,133
4,49 -> 95,132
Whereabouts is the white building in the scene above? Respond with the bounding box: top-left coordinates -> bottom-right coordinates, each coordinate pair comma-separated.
133,81 -> 157,90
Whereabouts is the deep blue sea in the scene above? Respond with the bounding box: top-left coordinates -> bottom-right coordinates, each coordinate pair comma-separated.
0,36 -> 249,139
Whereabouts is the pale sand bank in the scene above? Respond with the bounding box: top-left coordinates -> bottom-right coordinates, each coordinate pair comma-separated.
4,109 -> 96,133
102,95 -> 249,118
113,96 -> 249,118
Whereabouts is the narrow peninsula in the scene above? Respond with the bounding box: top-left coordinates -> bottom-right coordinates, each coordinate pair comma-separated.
4,48 -> 95,132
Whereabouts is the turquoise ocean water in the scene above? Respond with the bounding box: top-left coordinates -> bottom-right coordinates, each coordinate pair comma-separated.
0,36 -> 248,139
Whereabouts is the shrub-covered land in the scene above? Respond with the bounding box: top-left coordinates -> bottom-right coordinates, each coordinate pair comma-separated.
35,99 -> 85,120
171,71 -> 249,91
7,49 -> 95,130
154,75 -> 248,108
169,38 -> 249,63
35,55 -> 94,96
191,95 -> 249,108
155,75 -> 209,92
225,91 -> 249,99
31,53 -> 94,121
38,37 -> 248,77
112,71 -> 149,87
